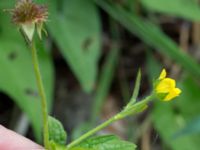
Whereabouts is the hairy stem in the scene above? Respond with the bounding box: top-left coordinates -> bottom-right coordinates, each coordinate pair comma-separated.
30,42 -> 49,149
67,116 -> 117,149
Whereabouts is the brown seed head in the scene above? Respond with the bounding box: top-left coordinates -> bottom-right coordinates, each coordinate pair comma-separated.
11,0 -> 48,25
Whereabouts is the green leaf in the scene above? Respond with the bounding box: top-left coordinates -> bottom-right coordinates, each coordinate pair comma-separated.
49,141 -> 67,150
71,147 -> 90,150
0,38 -> 54,141
77,135 -> 137,150
128,70 -> 141,106
78,135 -> 118,147
48,116 -> 67,145
47,0 -> 101,92
96,0 -> 200,78
141,0 -> 200,21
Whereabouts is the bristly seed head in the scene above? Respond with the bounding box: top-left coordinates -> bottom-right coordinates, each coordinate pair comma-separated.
8,0 -> 48,42
11,0 -> 48,25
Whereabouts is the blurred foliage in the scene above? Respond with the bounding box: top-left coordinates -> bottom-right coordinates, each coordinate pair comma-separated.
0,0 -> 200,149
141,0 -> 200,21
47,0 -> 101,92
174,116 -> 200,137
96,0 -> 200,78
91,45 -> 119,124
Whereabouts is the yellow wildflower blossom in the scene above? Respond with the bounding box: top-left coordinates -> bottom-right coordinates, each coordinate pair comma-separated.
155,69 -> 181,101
159,69 -> 166,80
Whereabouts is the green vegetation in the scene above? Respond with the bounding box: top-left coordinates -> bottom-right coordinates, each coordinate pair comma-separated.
1,0 -> 200,150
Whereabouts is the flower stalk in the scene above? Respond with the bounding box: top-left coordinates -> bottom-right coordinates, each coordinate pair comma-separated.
67,68 -> 182,149
66,93 -> 155,149
30,42 -> 49,149
9,0 -> 50,148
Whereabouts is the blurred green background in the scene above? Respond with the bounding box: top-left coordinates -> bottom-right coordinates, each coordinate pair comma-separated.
0,0 -> 200,150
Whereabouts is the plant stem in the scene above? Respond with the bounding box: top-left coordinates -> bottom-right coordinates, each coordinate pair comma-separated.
30,42 -> 49,149
66,116 -> 117,149
67,93 -> 155,149
127,94 -> 154,109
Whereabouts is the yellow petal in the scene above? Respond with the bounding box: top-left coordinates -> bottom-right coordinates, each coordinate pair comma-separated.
155,69 -> 181,101
174,88 -> 182,95
163,88 -> 181,101
164,78 -> 176,87
156,78 -> 175,93
159,69 -> 167,80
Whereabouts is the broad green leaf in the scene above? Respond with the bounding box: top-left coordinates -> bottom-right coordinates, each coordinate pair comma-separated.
141,0 -> 200,21
48,116 -> 67,145
47,0 -> 101,92
0,38 -> 54,141
0,1 -> 20,40
96,0 -> 200,78
77,135 -> 137,150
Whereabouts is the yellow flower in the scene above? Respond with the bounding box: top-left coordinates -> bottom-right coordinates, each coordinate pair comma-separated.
155,69 -> 181,101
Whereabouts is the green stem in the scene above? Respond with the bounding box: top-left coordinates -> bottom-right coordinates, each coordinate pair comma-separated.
67,116 -> 117,150
30,42 -> 49,149
67,93 -> 155,149
127,94 -> 154,109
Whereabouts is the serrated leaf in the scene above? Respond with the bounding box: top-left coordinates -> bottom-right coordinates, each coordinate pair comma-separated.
77,135 -> 137,150
47,0 -> 101,92
141,0 -> 200,21
48,116 -> 67,145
